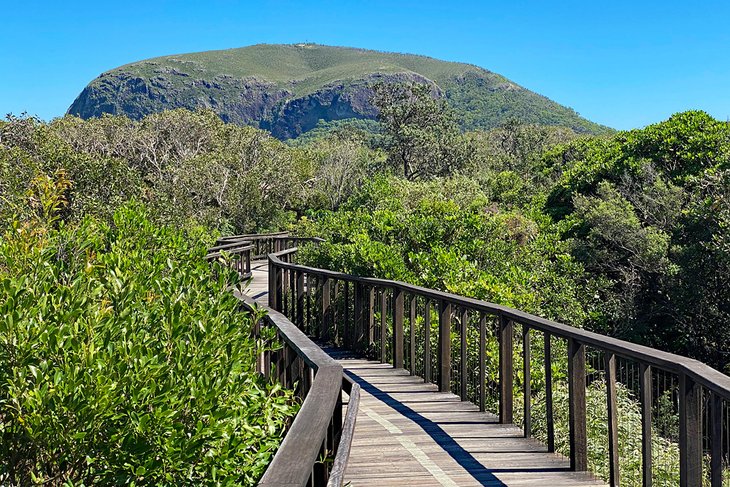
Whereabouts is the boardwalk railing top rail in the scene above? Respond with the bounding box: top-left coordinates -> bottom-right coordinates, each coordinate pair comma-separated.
265,239 -> 730,487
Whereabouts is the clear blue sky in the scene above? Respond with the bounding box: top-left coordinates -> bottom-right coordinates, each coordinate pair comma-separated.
2,0 -> 729,130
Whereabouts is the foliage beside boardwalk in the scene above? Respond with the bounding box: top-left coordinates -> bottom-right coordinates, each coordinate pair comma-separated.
0,193 -> 297,485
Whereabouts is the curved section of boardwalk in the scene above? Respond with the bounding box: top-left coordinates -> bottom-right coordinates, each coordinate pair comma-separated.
246,261 -> 604,486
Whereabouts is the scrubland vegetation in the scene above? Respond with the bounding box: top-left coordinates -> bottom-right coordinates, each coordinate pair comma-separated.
2,81 -> 729,484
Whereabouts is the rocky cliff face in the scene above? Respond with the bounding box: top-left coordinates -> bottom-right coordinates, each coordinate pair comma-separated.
69,68 -> 438,139
261,73 -> 436,139
68,65 -> 291,126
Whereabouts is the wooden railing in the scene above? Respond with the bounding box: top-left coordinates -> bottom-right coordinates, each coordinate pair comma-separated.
268,244 -> 730,487
216,232 -> 315,261
210,236 -> 358,487
206,239 -> 254,278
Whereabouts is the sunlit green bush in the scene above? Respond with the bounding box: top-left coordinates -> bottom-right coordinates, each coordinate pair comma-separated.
0,198 -> 297,485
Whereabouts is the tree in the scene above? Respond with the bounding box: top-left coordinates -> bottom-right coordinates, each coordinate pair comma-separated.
371,82 -> 469,180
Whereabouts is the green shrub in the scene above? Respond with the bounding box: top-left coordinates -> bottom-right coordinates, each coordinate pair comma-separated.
0,202 -> 297,485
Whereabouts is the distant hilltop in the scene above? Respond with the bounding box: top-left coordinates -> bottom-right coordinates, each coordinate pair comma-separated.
68,43 -> 611,139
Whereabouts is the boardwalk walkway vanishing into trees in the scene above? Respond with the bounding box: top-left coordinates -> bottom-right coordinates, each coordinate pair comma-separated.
210,234 -> 730,487
246,260 -> 603,486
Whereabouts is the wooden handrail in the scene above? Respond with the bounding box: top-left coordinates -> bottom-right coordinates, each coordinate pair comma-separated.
206,239 -> 254,253
267,243 -> 730,487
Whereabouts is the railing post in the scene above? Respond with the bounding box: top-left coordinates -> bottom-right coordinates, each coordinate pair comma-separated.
639,363 -> 652,487
424,299 -> 431,383
332,281 -> 340,346
354,282 -> 363,351
393,288 -> 404,369
321,277 -> 330,341
380,289 -> 387,363
268,259 -> 276,309
368,287 -> 375,349
343,281 -> 350,349
567,338 -> 587,471
329,389 -> 344,460
605,353 -> 620,486
711,392 -> 723,487
499,315 -> 513,424
679,373 -> 702,487
545,333 -> 555,452
289,270 -> 297,323
460,309 -> 468,401
479,313 -> 486,412
296,271 -> 305,329
269,260 -> 282,312
438,300 -> 451,393
409,296 -> 416,375
523,325 -> 531,437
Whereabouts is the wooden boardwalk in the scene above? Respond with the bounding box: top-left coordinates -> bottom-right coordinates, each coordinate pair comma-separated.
245,261 -> 605,487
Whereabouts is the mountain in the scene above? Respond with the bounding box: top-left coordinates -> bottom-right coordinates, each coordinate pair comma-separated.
68,43 -> 611,139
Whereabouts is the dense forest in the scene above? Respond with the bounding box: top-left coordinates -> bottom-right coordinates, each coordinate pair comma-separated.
1,82 -> 729,484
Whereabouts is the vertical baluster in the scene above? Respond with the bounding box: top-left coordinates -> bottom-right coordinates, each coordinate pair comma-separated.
568,338 -> 587,471
523,325 -> 531,438
438,300 -> 452,392
410,295 -> 417,376
679,373 -> 702,487
499,315 -> 514,424
424,299 -> 432,383
479,313 -> 486,412
606,353 -> 620,486
460,308 -> 468,401
393,288 -> 404,368
545,333 -> 555,452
